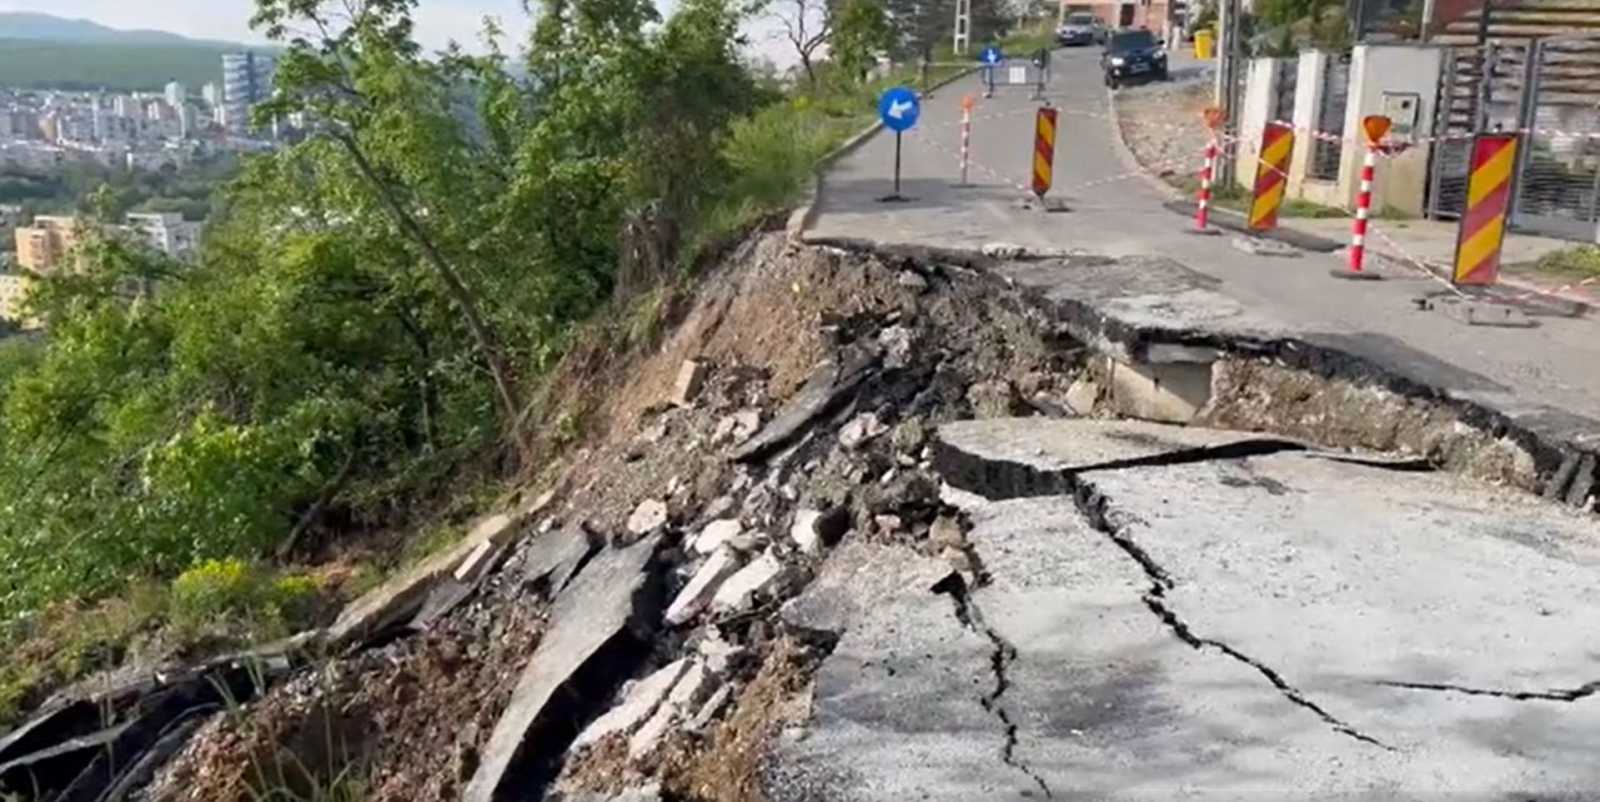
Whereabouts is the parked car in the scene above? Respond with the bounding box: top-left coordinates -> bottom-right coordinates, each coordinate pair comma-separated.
1056,13 -> 1106,46
1100,29 -> 1168,88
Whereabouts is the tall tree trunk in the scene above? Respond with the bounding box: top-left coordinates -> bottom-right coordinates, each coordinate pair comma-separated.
333,131 -> 531,462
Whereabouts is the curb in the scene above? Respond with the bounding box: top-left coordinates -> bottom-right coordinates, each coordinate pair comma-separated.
1104,83 -> 1186,203
1161,200 -> 1345,253
788,67 -> 981,244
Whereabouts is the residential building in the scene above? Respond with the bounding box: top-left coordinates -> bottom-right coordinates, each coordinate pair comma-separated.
124,212 -> 202,260
14,216 -> 82,274
221,52 -> 276,135
202,82 -> 222,107
164,81 -> 187,110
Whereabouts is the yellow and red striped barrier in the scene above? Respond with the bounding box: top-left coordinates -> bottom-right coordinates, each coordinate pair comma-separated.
1032,107 -> 1057,198
1452,133 -> 1519,286
1248,122 -> 1294,231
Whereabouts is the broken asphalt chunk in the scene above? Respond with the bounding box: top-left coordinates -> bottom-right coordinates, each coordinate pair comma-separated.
732,347 -> 879,463
570,658 -> 690,753
463,534 -> 663,802
665,547 -> 745,626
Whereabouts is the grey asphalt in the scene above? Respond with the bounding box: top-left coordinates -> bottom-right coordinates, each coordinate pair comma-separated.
766,419 -> 1600,800
808,48 -> 1600,453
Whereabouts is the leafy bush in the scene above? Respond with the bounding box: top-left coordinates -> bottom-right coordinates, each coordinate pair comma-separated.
169,559 -> 320,638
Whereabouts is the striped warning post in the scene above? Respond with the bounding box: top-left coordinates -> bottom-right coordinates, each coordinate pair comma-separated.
1032,107 -> 1057,198
1248,122 -> 1294,232
1453,133 -> 1519,286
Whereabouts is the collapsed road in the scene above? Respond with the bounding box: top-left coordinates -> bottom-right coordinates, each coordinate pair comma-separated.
1,232 -> 1596,802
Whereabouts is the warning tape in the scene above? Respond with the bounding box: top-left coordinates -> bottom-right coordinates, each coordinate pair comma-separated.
899,113 -> 1594,309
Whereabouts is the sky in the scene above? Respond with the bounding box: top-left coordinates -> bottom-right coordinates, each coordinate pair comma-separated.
0,0 -> 800,63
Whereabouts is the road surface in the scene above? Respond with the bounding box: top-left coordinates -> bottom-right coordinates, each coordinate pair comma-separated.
807,47 -> 1600,456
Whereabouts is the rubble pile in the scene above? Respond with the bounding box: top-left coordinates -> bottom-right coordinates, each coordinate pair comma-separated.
0,232 -> 1088,802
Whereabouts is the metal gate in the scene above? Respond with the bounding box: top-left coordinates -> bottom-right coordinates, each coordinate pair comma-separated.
1427,36 -> 1600,241
1271,58 -> 1298,124
1309,53 -> 1350,181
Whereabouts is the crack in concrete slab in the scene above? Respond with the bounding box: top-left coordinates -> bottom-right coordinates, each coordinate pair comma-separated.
934,441 -> 1395,751
931,573 -> 1053,799
1377,679 -> 1600,703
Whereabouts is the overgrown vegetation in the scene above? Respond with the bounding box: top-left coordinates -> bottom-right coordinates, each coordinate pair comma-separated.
1527,245 -> 1600,279
0,0 -> 1034,724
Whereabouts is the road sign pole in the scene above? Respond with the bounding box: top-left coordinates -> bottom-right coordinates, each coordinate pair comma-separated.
894,131 -> 903,198
1190,106 -> 1225,235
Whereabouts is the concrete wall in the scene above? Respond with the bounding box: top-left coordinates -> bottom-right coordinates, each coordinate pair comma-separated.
1234,57 -> 1282,193
1336,44 -> 1445,216
1285,50 -> 1348,209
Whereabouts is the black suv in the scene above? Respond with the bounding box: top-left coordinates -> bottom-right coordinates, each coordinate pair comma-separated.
1100,29 -> 1168,88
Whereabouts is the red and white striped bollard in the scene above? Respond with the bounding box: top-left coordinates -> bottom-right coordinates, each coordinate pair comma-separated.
960,104 -> 971,186
1330,115 -> 1391,281
1195,137 -> 1218,231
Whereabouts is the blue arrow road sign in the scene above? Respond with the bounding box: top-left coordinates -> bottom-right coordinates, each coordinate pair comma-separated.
979,45 -> 1003,65
878,87 -> 920,133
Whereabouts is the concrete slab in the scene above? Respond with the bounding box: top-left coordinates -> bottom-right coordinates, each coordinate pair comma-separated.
571,658 -> 688,752
935,417 -> 1285,477
519,523 -> 601,595
766,542 -> 1009,802
464,534 -> 661,802
929,417 -> 1600,795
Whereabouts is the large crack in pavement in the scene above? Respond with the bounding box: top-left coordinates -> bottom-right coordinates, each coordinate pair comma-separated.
931,572 -> 1054,799
1377,679 -> 1600,703
934,437 -> 1395,751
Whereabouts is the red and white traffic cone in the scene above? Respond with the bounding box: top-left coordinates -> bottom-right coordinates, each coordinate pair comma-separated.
1189,137 -> 1221,235
1331,144 -> 1384,280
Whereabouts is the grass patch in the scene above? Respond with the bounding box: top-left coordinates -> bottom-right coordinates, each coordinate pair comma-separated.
1527,245 -> 1600,279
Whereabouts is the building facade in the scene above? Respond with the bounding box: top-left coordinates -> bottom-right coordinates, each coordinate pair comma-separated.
221,53 -> 276,136
124,212 -> 201,260
1062,0 -> 1172,31
13,215 -> 81,273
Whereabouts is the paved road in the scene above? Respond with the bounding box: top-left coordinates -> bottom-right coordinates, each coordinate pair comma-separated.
769,419 -> 1600,800
808,47 -> 1600,453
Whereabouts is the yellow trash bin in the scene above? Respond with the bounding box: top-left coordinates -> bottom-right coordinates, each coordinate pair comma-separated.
1194,29 -> 1215,60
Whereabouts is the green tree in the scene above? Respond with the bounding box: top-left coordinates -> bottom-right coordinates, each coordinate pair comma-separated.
832,0 -> 893,84
250,0 -> 530,458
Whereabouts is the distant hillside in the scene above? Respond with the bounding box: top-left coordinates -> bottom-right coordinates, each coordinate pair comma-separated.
0,11 -> 248,49
0,39 -> 243,92
0,12 -> 272,91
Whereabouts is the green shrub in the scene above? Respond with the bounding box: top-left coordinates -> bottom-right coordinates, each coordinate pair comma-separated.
169,559 -> 319,638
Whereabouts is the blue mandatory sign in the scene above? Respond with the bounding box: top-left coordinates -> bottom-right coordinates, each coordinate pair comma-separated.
877,86 -> 920,132
979,45 -> 1004,65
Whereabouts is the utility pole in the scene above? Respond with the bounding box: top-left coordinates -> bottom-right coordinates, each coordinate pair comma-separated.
1213,0 -> 1241,187
954,0 -> 972,55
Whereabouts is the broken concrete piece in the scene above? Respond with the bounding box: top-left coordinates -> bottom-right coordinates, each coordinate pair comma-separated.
732,348 -> 877,463
667,660 -> 714,711
928,516 -> 964,550
1064,377 -> 1099,415
665,547 -> 744,626
409,579 -> 474,631
692,519 -> 743,555
711,552 -> 785,613
697,633 -> 747,676
878,325 -> 916,370
981,242 -> 1025,259
463,535 -> 661,802
627,499 -> 669,536
789,507 -> 849,555
521,524 -> 601,595
1231,235 -> 1302,258
1107,359 -> 1214,424
715,408 -> 761,443
570,658 -> 689,752
328,490 -> 551,649
688,683 -> 735,733
839,413 -> 889,450
671,359 -> 708,407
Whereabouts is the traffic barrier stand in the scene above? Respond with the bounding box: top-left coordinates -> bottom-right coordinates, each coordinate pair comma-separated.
1329,115 -> 1391,281
1188,106 -> 1225,236
1451,132 -> 1519,287
1247,122 -> 1293,235
1025,105 -> 1069,212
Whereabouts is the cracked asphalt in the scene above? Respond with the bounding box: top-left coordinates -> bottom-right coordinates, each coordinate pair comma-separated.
767,419 -> 1600,800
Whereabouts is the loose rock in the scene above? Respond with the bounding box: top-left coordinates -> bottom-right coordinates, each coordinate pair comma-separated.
570,658 -> 689,752
671,359 -> 709,407
839,413 -> 889,451
692,519 -> 743,555
665,547 -> 744,626
711,552 -> 785,613
627,499 -> 669,535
